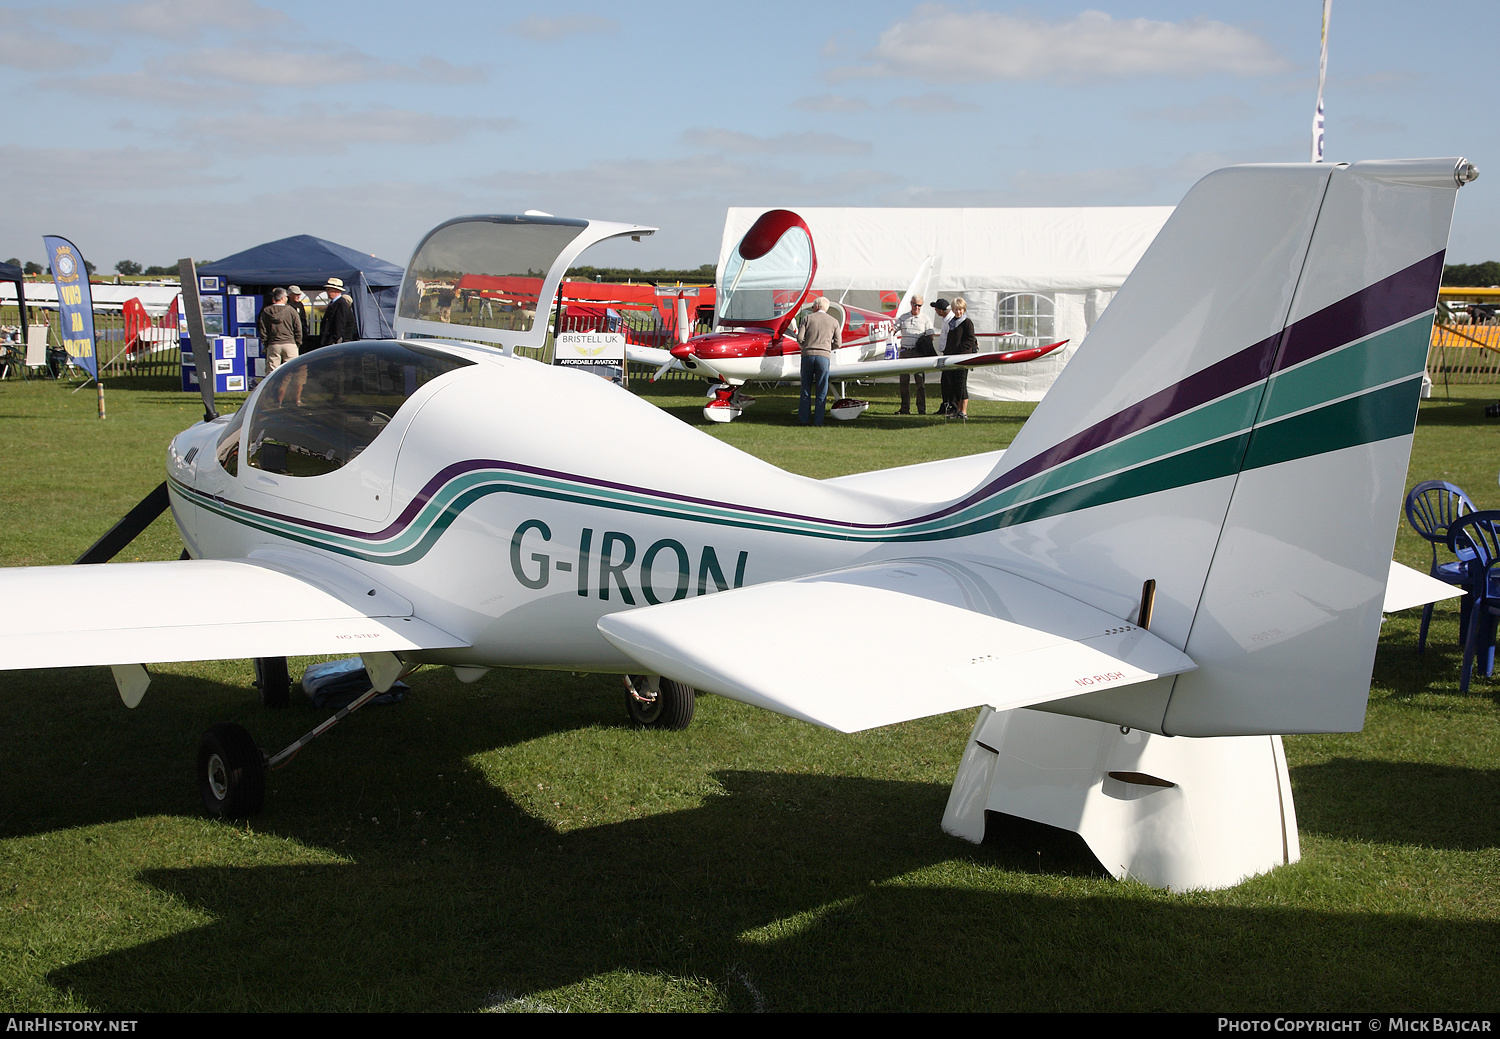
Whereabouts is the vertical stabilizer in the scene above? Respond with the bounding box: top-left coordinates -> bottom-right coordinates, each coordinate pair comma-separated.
1164,159 -> 1467,734
961,159 -> 1471,736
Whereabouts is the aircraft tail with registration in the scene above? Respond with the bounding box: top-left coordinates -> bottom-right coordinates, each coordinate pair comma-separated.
600,158 -> 1475,738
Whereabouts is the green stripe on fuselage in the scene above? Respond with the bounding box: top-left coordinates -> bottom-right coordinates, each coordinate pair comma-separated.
1242,376 -> 1424,472
1258,314 -> 1432,424
177,322 -> 1429,561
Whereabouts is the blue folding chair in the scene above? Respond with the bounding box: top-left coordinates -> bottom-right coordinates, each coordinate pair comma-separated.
1447,511 -> 1500,692
1404,480 -> 1477,652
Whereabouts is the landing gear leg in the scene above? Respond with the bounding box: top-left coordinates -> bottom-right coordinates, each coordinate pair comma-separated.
625,674 -> 696,730
199,658 -> 418,819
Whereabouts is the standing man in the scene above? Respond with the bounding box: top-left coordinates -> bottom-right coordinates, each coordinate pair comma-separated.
797,296 -> 840,427
257,286 -> 302,373
320,277 -> 358,346
894,293 -> 935,415
257,287 -> 305,405
286,285 -> 310,343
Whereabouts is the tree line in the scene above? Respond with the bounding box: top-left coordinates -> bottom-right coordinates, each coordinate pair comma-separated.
1443,262 -> 1500,287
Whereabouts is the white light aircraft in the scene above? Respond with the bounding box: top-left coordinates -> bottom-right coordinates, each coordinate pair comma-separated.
0,159 -> 1476,890
626,208 -> 1066,423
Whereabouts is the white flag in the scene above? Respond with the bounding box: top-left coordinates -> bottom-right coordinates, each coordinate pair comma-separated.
1313,0 -> 1332,162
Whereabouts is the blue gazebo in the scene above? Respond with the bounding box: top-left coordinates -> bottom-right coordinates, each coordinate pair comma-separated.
198,235 -> 404,340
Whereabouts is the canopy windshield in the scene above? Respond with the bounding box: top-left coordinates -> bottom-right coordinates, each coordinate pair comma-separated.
398,216 -> 589,335
716,210 -> 815,329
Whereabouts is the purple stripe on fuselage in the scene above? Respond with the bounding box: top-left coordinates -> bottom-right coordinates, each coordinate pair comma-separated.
952,248 -> 1447,516
1273,251 -> 1444,372
950,331 -> 1280,513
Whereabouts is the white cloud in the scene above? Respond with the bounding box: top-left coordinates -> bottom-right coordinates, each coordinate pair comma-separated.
1130,94 -> 1256,123
794,94 -> 873,113
178,106 -> 516,151
838,5 -> 1288,82
509,15 -> 619,42
62,0 -> 282,39
37,69 -> 245,106
1002,149 -> 1273,203
466,156 -> 898,264
887,92 -> 977,113
176,47 -> 481,87
0,14 -> 97,68
681,128 -> 873,156
0,143 -> 231,195
1344,114 -> 1405,136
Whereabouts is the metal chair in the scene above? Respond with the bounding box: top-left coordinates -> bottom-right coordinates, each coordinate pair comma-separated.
1404,480 -> 1477,651
1447,511 -> 1500,692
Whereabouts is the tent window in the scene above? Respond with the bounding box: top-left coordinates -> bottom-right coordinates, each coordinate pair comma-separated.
996,293 -> 1055,339
246,341 -> 472,478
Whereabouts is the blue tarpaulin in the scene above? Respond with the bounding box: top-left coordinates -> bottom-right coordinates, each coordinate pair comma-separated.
199,235 -> 404,340
0,260 -> 28,325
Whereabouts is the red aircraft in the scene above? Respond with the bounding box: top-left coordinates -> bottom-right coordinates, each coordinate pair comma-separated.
627,209 -> 1066,422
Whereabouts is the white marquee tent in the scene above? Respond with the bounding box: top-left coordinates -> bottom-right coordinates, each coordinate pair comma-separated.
719,206 -> 1174,400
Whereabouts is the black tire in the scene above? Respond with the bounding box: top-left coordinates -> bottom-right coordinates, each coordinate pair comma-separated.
253,656 -> 291,709
197,722 -> 266,818
625,675 -> 696,730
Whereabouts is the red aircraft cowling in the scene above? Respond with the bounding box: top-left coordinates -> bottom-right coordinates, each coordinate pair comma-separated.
673,330 -> 782,364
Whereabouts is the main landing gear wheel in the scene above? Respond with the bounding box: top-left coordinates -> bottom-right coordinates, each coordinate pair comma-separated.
704,383 -> 755,424
253,656 -> 291,709
198,722 -> 266,818
625,675 -> 696,730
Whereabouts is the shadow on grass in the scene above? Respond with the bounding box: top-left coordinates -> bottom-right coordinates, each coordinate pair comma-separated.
1415,397 -> 1496,427
1369,608 -> 1500,707
0,663 -> 645,839
1292,757 -> 1500,851
10,657 -> 1500,1010
46,764 -> 1500,1011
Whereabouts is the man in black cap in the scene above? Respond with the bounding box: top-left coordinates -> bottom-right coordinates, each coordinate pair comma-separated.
930,298 -> 953,414
287,285 -> 310,342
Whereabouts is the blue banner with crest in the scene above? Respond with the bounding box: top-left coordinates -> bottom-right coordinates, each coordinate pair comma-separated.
42,235 -> 98,379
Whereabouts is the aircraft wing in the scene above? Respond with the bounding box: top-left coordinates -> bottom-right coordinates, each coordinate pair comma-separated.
829,340 -> 1067,380
597,557 -> 1195,733
0,553 -> 468,670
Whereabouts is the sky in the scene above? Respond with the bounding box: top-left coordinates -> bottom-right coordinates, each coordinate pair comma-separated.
2,0 -> 1494,273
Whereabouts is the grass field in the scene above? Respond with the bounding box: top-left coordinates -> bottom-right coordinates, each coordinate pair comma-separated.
1,372 -> 1499,1012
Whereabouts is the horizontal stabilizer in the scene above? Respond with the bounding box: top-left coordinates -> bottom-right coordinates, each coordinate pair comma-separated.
1384,559 -> 1464,613
597,559 -> 1195,732
0,557 -> 467,669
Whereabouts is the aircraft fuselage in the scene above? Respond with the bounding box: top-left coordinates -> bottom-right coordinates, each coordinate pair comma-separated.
165,342 -> 893,672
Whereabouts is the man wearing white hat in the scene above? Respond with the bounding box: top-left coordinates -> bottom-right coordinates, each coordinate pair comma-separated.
320,277 -> 358,346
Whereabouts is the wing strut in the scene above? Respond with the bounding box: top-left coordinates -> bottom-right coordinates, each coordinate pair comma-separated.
75,481 -> 171,564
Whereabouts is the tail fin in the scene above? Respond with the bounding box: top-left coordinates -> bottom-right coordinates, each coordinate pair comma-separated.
974,158 -> 1473,736
894,255 -> 936,316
